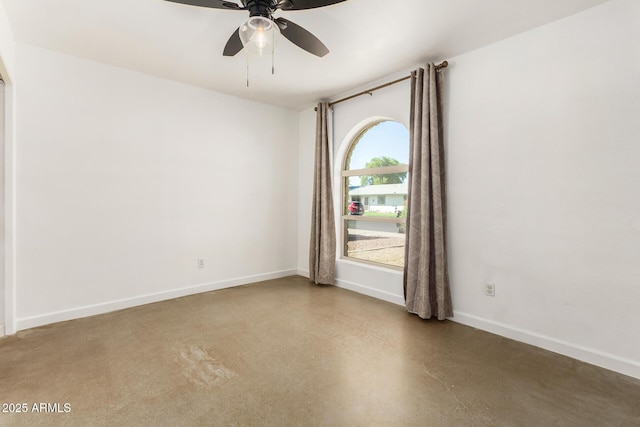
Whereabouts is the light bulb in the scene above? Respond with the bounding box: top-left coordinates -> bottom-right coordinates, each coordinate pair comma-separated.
239,16 -> 279,57
255,27 -> 266,50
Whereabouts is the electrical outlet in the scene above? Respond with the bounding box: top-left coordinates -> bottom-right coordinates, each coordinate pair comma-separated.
484,282 -> 495,297
198,258 -> 205,269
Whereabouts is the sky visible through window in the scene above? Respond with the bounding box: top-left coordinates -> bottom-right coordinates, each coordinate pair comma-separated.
348,121 -> 409,186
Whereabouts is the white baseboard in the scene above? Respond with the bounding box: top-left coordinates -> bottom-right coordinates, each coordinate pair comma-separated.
299,269 -> 406,306
452,311 -> 640,380
27,268 -> 636,380
16,269 -> 298,331
0,325 -> 4,337
335,278 -> 405,306
304,271 -> 640,380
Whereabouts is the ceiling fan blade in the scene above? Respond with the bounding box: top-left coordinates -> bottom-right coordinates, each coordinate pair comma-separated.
164,0 -> 244,10
275,18 -> 329,57
223,27 -> 244,56
276,0 -> 346,10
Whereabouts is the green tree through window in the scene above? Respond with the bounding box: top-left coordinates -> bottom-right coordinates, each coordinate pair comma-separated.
360,156 -> 407,186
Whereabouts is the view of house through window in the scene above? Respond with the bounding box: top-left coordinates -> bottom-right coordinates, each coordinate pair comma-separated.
342,120 -> 409,268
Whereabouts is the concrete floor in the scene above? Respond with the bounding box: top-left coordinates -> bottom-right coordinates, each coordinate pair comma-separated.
1,275 -> 639,426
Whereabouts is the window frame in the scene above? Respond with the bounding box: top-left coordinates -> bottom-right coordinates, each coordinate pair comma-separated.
340,122 -> 409,270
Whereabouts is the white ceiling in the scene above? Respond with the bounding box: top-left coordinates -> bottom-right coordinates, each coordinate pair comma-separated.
3,0 -> 610,110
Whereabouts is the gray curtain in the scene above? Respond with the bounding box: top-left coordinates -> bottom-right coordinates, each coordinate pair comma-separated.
403,64 -> 453,320
309,102 -> 336,285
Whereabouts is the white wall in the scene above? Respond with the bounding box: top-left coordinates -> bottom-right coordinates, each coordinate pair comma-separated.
298,0 -> 640,379
0,0 -> 16,337
0,0 -> 15,77
15,44 -> 299,329
446,0 -> 640,378
0,81 -> 5,335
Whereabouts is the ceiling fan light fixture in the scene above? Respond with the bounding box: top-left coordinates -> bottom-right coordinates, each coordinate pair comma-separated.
239,16 -> 279,57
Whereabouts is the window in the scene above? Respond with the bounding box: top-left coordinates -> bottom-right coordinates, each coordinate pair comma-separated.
341,120 -> 409,269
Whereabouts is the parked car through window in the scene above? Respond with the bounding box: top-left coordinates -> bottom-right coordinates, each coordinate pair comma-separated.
348,201 -> 364,215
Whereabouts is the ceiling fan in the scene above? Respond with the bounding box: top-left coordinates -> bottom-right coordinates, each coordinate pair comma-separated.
165,0 -> 347,57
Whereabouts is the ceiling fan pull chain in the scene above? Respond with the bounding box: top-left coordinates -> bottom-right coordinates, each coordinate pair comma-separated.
246,53 -> 250,87
272,29 -> 276,75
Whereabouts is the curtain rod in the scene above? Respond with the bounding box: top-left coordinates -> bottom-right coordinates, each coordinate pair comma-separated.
315,61 -> 448,111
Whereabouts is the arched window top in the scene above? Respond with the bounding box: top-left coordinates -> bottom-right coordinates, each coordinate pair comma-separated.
345,120 -> 409,171
340,119 -> 409,269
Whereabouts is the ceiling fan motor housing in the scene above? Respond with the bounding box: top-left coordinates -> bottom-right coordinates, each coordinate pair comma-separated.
245,0 -> 277,18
